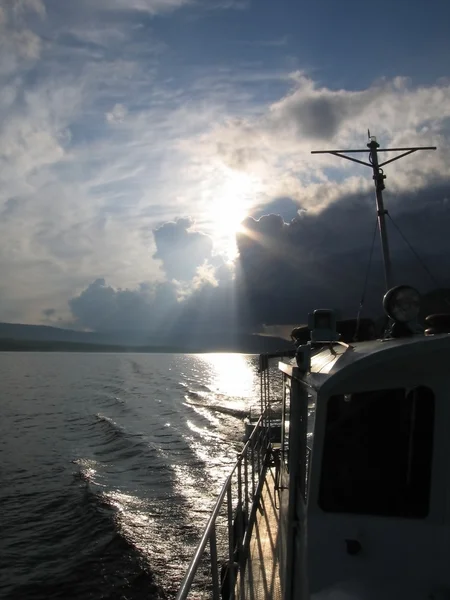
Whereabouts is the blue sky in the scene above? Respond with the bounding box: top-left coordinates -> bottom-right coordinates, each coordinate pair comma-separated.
1,0 -> 449,329
150,0 -> 450,88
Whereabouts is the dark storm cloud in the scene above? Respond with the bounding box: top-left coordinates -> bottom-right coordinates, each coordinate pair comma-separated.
236,178 -> 450,324
42,308 -> 56,317
69,278 -> 178,332
152,217 -> 213,280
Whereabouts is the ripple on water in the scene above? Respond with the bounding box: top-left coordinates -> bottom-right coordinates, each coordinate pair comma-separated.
0,352 -> 261,599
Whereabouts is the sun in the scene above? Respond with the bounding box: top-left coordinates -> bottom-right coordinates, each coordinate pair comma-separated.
207,169 -> 257,259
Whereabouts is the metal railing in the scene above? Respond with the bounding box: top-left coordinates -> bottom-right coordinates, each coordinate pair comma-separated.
176,413 -> 273,600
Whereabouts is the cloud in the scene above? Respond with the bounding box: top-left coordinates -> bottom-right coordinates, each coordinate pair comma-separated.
268,75 -> 385,140
268,74 -> 450,145
153,218 -> 213,280
73,0 -> 248,17
90,0 -> 191,14
69,277 -> 179,331
106,103 -> 128,124
251,196 -> 301,221
235,178 -> 450,325
10,0 -> 46,18
0,0 -> 45,76
67,272 -> 242,340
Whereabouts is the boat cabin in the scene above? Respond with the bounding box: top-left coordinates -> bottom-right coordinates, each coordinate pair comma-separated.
277,288 -> 450,600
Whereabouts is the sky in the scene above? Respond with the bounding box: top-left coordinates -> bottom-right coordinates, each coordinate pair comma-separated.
1,0 -> 450,334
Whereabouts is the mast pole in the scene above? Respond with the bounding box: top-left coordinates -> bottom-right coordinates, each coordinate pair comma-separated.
311,136 -> 436,292
368,137 -> 392,290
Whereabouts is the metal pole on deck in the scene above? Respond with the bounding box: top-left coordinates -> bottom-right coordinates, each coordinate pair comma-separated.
368,138 -> 391,290
311,134 -> 436,292
209,528 -> 220,600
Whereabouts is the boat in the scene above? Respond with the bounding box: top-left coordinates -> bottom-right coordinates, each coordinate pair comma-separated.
175,136 -> 450,600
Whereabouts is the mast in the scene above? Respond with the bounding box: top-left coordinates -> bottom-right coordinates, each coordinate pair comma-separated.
368,137 -> 391,290
311,135 -> 436,291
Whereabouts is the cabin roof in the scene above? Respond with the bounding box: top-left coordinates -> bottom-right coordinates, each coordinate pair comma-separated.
282,333 -> 450,392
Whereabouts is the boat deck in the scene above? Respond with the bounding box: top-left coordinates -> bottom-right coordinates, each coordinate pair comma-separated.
238,464 -> 282,600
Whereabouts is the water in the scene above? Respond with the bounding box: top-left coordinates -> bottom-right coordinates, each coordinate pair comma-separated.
0,352 -> 264,600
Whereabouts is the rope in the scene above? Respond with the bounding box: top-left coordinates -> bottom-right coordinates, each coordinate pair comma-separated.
354,216 -> 378,341
387,213 -> 450,309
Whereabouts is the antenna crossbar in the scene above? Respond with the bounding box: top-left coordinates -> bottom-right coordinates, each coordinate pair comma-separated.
311,146 -> 436,154
311,137 -> 437,291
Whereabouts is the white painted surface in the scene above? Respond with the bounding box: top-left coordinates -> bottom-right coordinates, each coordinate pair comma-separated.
297,334 -> 450,597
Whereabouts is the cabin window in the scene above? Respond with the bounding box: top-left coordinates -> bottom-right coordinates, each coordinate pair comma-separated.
319,386 -> 434,518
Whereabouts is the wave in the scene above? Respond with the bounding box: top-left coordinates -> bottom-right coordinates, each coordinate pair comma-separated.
4,478 -> 166,600
108,394 -> 128,408
178,379 -> 212,393
95,412 -> 128,434
93,388 -> 130,412
185,389 -> 202,400
184,394 -> 249,419
185,396 -> 283,422
206,404 -> 249,418
71,458 -> 102,485
89,414 -> 160,463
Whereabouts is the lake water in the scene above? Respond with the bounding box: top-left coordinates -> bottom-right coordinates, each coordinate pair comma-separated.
0,352 -> 263,600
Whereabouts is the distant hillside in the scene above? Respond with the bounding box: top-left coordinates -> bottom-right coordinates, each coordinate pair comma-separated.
0,322 -> 154,346
0,322 -> 106,344
0,338 -> 181,353
0,331 -> 292,354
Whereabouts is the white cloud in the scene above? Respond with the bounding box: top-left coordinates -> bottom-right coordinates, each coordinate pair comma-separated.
0,0 -> 44,75
8,0 -> 46,19
89,0 -> 191,14
92,0 -> 250,12
106,103 -> 128,124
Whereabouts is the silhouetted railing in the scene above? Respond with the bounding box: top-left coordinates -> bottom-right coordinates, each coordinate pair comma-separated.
175,413 -> 272,600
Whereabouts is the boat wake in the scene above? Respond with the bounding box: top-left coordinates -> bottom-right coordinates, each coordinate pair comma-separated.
185,397 -> 250,418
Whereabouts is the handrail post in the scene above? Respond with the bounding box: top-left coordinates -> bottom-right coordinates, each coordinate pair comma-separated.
244,448 -> 249,523
251,443 -> 255,498
257,427 -> 261,476
210,527 -> 220,600
236,458 -> 246,600
237,456 -> 243,508
227,485 -> 235,599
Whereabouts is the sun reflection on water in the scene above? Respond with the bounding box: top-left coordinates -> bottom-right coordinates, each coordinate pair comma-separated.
193,353 -> 258,399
